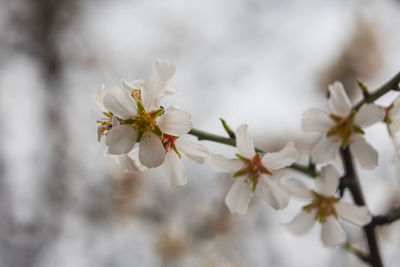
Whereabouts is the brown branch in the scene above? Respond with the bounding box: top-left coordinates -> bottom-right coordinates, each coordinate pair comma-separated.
372,207 -> 400,226
340,147 -> 383,267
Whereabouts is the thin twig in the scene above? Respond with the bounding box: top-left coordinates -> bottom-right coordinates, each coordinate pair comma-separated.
372,207 -> 400,226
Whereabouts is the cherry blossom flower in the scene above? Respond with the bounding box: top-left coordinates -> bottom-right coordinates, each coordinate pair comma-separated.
117,106 -> 209,188
302,81 -> 385,169
207,124 -> 299,214
283,164 -> 372,247
102,60 -> 188,168
94,84 -> 114,141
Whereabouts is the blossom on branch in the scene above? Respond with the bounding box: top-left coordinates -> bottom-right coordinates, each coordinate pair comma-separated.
118,105 -> 209,188
283,164 -> 372,247
302,81 -> 385,169
384,95 -> 400,163
207,124 -> 299,214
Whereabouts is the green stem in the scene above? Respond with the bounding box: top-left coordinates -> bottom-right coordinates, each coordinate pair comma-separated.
188,128 -> 317,177
354,71 -> 400,111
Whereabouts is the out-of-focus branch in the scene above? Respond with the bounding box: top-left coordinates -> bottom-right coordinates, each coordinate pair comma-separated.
188,128 -> 318,178
372,207 -> 400,226
344,242 -> 372,265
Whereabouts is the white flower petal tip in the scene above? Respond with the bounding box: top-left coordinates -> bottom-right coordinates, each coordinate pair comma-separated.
118,149 -> 147,173
105,125 -> 137,155
328,81 -> 352,117
207,154 -> 241,173
302,108 -> 333,132
93,84 -> 107,112
281,178 -> 313,200
350,135 -> 378,169
139,135 -> 166,168
284,210 -> 316,235
235,124 -> 256,158
336,202 -> 372,226
153,59 -> 176,81
321,217 -> 346,247
262,142 -> 299,170
311,136 -> 340,164
260,176 -> 289,210
175,139 -> 209,163
103,86 -> 137,120
355,104 -> 385,128
157,108 -> 192,136
225,178 -> 254,214
164,151 -> 187,188
316,164 -> 340,196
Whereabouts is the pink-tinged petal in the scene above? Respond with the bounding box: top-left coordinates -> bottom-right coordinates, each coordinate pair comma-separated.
175,139 -> 209,163
321,217 -> 346,247
118,147 -> 146,173
284,210 -> 317,235
93,84 -> 107,112
139,134 -> 165,168
207,154 -> 242,173
316,164 -> 339,196
225,177 -> 254,214
235,124 -> 255,158
311,136 -> 340,164
157,108 -> 192,136
328,81 -> 352,117
262,142 -> 299,170
260,175 -> 289,210
354,104 -> 385,128
106,125 -> 137,155
281,178 -> 313,200
103,86 -> 137,119
335,202 -> 372,226
302,108 -> 334,132
164,151 -> 187,188
142,77 -> 163,112
153,59 -> 175,81
350,135 -> 378,169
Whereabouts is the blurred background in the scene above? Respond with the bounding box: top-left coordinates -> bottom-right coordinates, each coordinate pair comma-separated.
1,0 -> 400,266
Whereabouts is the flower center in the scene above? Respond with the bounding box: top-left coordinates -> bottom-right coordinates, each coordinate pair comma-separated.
123,101 -> 163,142
234,153 -> 272,191
131,89 -> 142,101
327,111 -> 364,148
161,134 -> 181,157
96,112 -> 113,141
303,191 -> 340,223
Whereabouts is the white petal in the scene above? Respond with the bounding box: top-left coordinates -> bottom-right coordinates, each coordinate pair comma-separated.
321,217 -> 346,247
284,210 -> 317,235
139,134 -> 165,168
142,77 -> 163,112
260,175 -> 289,210
311,136 -> 340,164
103,86 -> 137,119
262,142 -> 299,170
162,80 -> 177,95
350,135 -> 378,169
316,164 -> 340,196
175,139 -> 209,163
118,148 -> 146,173
336,202 -> 372,226
235,124 -> 255,158
281,178 -> 313,200
93,84 -> 107,112
207,154 -> 242,173
164,151 -> 187,188
106,125 -> 137,155
157,109 -> 192,136
121,79 -> 144,92
225,177 -> 254,214
302,108 -> 334,132
328,81 -> 352,117
354,104 -> 385,128
153,59 -> 175,81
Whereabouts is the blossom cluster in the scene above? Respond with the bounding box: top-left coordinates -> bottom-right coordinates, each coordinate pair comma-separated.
95,60 -> 399,248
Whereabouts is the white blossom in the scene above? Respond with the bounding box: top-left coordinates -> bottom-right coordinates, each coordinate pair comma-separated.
302,81 -> 385,169
117,105 -> 209,188
283,164 -> 372,247
207,124 -> 299,214
385,95 -> 400,163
